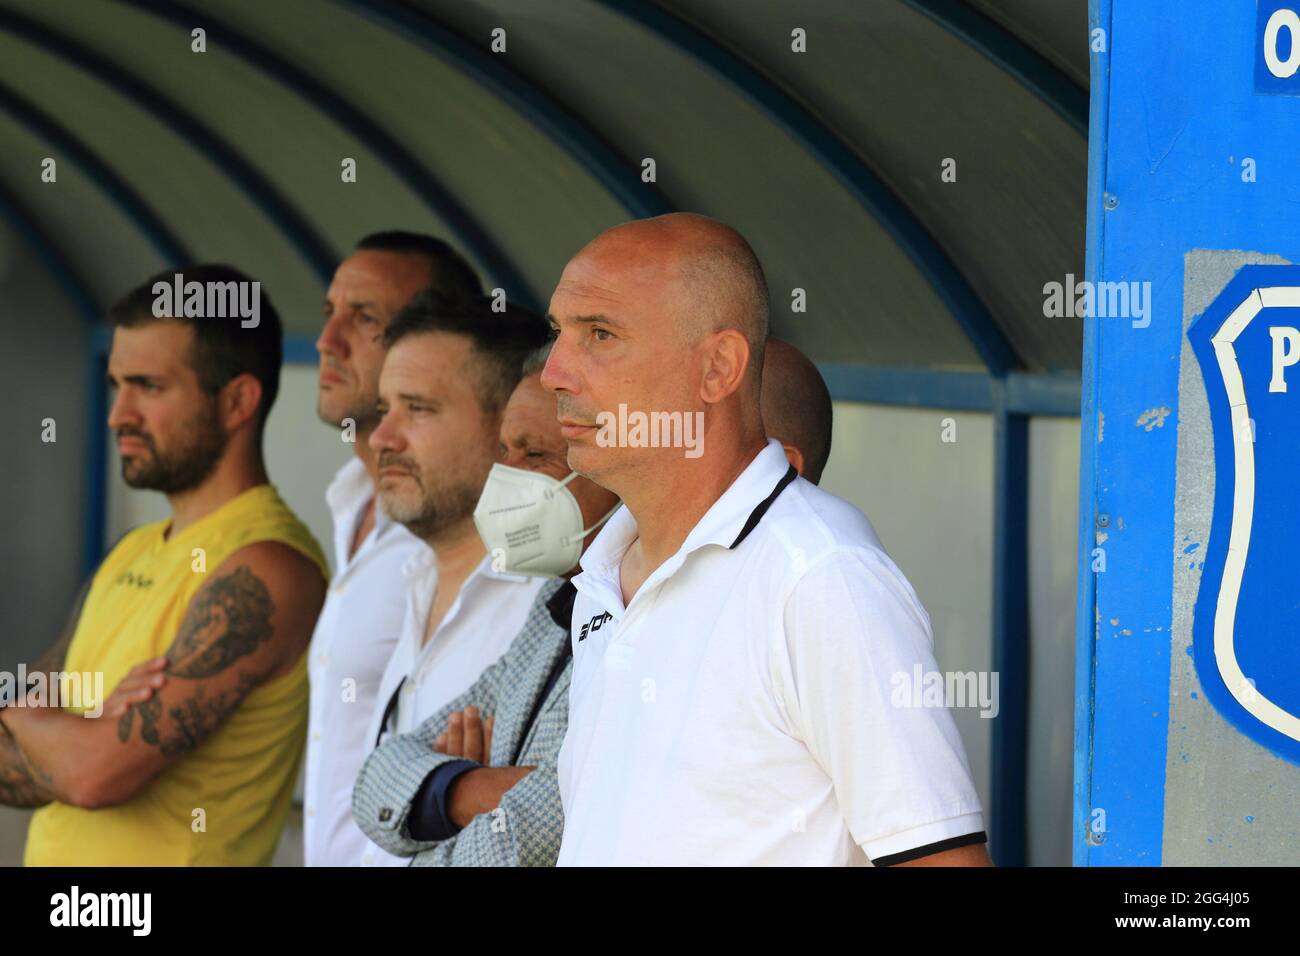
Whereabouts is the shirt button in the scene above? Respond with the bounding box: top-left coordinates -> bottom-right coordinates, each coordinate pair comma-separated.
378,808 -> 393,823
316,654 -> 329,667
311,731 -> 321,742
306,807 -> 316,818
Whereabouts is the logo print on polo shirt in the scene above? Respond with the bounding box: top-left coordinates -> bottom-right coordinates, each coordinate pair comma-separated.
579,611 -> 613,642
115,570 -> 155,590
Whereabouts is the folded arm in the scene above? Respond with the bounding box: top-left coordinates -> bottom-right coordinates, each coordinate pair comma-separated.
412,763 -> 562,867
0,574 -> 94,807
0,731 -> 55,808
0,541 -> 324,810
352,650 -> 509,856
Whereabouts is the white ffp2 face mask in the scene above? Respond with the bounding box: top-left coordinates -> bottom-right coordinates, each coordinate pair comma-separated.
473,463 -> 618,578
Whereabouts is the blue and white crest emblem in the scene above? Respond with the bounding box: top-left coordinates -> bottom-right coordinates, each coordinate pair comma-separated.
1188,264 -> 1300,765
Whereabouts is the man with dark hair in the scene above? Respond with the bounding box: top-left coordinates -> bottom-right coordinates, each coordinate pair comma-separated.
355,231 -> 483,301
356,291 -> 552,866
305,233 -> 481,866
109,263 -> 283,435
381,289 -> 543,414
351,344 -> 620,866
2,266 -> 329,866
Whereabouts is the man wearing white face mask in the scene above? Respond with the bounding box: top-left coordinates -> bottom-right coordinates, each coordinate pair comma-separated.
352,344 -> 619,865
474,463 -> 619,578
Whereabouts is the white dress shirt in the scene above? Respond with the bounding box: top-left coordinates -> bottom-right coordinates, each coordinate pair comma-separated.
304,457 -> 427,867
359,548 -> 546,866
557,438 -> 986,866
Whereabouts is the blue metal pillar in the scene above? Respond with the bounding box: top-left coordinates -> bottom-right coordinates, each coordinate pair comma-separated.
991,383 -> 1030,866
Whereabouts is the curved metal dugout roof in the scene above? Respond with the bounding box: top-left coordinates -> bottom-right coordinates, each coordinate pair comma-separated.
0,0 -> 1087,374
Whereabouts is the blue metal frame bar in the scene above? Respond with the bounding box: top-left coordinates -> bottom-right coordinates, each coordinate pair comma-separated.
0,6 -> 336,282
1073,0 -> 1114,868
600,0 -> 1020,377
0,78 -> 192,265
899,0 -> 1089,137
295,343 -> 1088,416
116,0 -> 538,309
990,386 -> 1030,866
819,365 -> 993,411
1004,372 -> 1083,418
306,340 -> 1097,416
283,335 -> 320,366
331,0 -> 674,223
0,183 -> 104,577
818,363 -> 1081,417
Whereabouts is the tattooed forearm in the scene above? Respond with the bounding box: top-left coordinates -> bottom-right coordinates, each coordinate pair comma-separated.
0,726 -> 54,808
166,566 -> 276,679
119,673 -> 258,758
137,696 -> 162,747
116,704 -> 134,743
164,674 -> 258,756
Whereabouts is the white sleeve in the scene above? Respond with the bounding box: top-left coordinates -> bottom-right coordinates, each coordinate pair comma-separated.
776,546 -> 986,864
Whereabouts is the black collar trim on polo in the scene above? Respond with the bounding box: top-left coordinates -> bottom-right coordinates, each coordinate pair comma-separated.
547,579 -> 578,630
728,464 -> 798,551
375,678 -> 403,750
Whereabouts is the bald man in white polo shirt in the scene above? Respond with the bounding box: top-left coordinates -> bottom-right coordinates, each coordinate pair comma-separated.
542,213 -> 991,866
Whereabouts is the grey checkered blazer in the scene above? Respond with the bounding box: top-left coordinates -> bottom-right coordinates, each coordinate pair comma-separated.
351,577 -> 572,866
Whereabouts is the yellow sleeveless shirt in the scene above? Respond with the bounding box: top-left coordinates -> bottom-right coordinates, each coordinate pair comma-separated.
25,484 -> 328,866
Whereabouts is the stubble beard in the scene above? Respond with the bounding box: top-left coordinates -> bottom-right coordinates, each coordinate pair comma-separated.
119,402 -> 228,494
377,457 -> 484,543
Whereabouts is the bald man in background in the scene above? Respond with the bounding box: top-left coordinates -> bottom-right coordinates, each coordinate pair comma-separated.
544,212 -> 990,866
760,338 -> 833,485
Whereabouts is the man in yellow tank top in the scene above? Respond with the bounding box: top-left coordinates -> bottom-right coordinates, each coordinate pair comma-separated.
0,265 -> 328,865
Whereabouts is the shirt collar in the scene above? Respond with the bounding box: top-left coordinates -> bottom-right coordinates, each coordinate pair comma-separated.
547,580 -> 578,630
325,457 -> 368,517
401,544 -> 537,586
577,438 -> 796,598
401,541 -> 437,580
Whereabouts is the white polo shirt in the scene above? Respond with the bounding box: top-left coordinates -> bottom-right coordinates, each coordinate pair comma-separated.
557,438 -> 986,866
304,457 -> 427,867
360,547 -> 546,866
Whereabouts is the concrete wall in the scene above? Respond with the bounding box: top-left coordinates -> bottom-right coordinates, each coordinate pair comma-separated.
0,223 -> 91,676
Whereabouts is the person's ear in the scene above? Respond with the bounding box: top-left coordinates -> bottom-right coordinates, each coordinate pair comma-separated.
781,442 -> 805,478
220,373 -> 263,432
699,329 -> 751,405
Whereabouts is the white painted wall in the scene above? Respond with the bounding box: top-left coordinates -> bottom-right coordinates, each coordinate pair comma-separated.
1026,415 -> 1080,867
